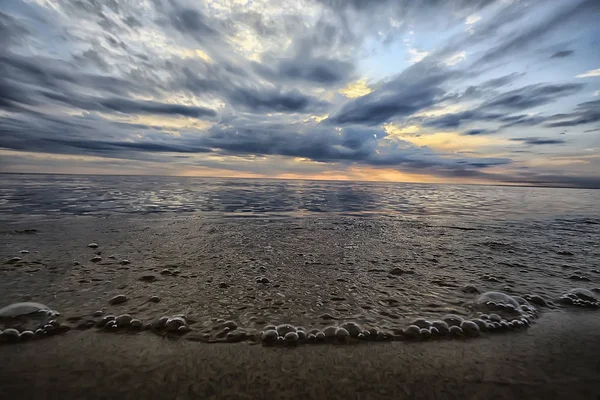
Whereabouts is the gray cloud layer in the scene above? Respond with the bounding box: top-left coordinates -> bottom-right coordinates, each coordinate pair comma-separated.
0,0 -> 599,187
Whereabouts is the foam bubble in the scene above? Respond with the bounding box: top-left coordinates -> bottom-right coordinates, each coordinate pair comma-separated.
460,321 -> 479,337
340,322 -> 362,337
559,288 -> 599,308
284,331 -> 299,343
276,324 -> 296,336
410,318 -> 432,329
449,326 -> 463,337
403,325 -> 421,339
261,329 -> 278,344
335,327 -> 350,340
323,326 -> 337,338
442,314 -> 463,327
431,320 -> 449,335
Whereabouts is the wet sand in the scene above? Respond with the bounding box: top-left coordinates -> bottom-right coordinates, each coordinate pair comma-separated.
1,311 -> 599,399
1,213 -> 599,399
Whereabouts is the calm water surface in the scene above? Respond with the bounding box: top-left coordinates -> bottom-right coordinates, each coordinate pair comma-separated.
0,174 -> 598,221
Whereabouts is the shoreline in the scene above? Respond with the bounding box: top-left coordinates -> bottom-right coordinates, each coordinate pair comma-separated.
1,311 -> 599,399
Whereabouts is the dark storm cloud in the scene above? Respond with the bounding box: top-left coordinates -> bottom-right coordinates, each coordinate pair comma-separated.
328,62 -> 453,125
422,83 -> 584,129
510,138 -> 566,145
99,98 -> 216,118
44,138 -> 213,154
480,73 -> 524,89
472,0 -> 599,67
464,129 -> 494,136
0,52 -> 216,118
167,6 -> 221,39
551,50 -> 574,59
201,116 -> 512,173
177,61 -> 329,113
255,57 -> 355,86
0,0 -> 597,186
423,110 -> 503,129
482,84 -> 583,110
544,100 -> 600,128
0,11 -> 29,46
499,114 -> 548,128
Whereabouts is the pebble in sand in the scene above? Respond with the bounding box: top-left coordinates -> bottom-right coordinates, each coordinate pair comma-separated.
108,295 -> 128,305
87,243 -> 98,248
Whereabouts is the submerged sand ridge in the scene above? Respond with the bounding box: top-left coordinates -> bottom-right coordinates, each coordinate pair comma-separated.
1,214 -> 599,346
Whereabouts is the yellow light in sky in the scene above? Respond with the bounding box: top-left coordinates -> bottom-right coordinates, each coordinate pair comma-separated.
306,114 -> 329,123
415,103 -> 467,117
178,48 -> 213,62
339,80 -> 372,98
384,123 -> 421,136
400,131 -> 510,152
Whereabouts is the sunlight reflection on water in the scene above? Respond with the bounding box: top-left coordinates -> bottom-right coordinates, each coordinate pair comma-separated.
0,174 -> 598,221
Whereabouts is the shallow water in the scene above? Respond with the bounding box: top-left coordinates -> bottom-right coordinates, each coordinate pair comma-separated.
0,174 -> 599,344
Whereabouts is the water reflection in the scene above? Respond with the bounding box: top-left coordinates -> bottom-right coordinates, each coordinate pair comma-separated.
0,174 -> 598,221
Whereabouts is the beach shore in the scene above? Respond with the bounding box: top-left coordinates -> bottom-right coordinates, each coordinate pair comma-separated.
1,311 -> 598,400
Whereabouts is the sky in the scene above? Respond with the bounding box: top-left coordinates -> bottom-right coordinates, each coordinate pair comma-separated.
0,0 -> 599,188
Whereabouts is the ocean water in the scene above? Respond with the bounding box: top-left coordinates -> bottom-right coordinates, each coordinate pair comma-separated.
0,174 -> 599,221
1,174 -> 599,344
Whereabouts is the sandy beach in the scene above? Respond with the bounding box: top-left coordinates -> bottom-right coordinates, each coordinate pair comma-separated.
1,311 -> 599,399
1,178 -> 599,400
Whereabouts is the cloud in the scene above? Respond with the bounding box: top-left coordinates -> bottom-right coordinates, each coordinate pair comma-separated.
472,0 -> 600,67
408,48 -> 430,63
339,80 -> 372,98
98,98 -> 216,118
510,138 -> 566,145
422,83 -> 584,129
576,68 -> 600,78
544,99 -> 600,127
480,73 -> 524,88
465,14 -> 481,25
464,129 -> 494,135
550,50 -> 574,58
444,51 -> 467,66
482,83 -> 583,110
328,62 -> 454,125
0,0 -> 598,186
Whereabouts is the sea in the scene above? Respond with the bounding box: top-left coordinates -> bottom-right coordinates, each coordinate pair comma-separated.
1,174 -> 598,220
